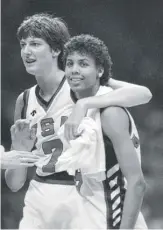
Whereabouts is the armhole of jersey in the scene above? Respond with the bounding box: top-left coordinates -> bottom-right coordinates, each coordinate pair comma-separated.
21,89 -> 30,119
123,109 -> 132,135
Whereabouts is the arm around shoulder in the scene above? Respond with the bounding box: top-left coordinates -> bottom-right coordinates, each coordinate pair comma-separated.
108,78 -> 152,106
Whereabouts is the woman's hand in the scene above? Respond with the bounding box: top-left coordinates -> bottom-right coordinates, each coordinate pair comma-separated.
11,119 -> 36,151
1,149 -> 39,169
64,99 -> 87,141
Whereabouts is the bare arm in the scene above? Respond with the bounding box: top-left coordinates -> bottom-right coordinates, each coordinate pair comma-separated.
1,149 -> 38,170
108,77 -> 147,89
64,79 -> 152,140
5,93 -> 28,192
101,107 -> 146,229
79,78 -> 152,110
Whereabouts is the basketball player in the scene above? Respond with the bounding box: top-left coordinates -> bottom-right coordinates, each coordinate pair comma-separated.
5,14 -> 151,228
0,145 -> 39,169
62,34 -> 148,229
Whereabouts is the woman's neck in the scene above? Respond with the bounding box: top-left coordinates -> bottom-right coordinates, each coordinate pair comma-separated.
36,69 -> 65,101
75,82 -> 100,99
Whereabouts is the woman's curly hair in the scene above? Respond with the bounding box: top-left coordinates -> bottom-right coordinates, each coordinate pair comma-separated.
63,34 -> 113,85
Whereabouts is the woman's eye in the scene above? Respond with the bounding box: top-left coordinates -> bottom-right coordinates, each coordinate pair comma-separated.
80,62 -> 88,67
20,43 -> 25,48
31,42 -> 39,47
66,62 -> 73,67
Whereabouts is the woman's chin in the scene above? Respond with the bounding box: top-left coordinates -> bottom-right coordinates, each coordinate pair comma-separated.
25,67 -> 37,76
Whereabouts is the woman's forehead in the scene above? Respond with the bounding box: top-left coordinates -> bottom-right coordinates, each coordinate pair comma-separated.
67,51 -> 95,60
20,36 -> 45,42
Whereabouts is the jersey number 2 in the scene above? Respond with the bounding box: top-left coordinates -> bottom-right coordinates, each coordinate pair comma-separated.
40,117 -> 67,173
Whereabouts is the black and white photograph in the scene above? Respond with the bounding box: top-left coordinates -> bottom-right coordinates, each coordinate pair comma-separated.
1,0 -> 163,229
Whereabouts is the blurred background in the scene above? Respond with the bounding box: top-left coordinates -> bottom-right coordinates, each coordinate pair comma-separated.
1,0 -> 163,228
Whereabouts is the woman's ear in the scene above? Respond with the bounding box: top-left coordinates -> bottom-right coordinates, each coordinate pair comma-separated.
98,67 -> 104,78
52,49 -> 61,58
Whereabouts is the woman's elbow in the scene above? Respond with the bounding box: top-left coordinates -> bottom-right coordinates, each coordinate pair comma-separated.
5,171 -> 25,192
6,180 -> 25,192
135,177 -> 147,194
8,186 -> 22,193
128,176 -> 147,195
142,87 -> 152,103
5,177 -> 25,192
5,180 -> 23,192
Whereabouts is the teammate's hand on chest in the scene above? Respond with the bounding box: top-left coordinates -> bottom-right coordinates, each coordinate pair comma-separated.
10,119 -> 36,151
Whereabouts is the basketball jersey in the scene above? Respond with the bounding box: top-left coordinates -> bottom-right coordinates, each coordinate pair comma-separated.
69,89 -> 144,229
22,78 -> 74,177
76,108 -> 142,229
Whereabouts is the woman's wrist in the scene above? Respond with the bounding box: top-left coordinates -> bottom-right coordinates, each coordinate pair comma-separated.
76,98 -> 89,113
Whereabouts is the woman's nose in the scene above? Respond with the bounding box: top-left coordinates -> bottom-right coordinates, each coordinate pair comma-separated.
22,44 -> 32,55
71,64 -> 80,74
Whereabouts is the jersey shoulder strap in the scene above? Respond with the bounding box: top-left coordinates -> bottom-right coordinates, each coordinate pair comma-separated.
21,88 -> 30,119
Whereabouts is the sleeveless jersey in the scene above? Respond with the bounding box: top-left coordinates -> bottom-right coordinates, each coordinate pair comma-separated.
75,108 -> 142,229
70,88 -> 142,229
71,89 -> 144,229
22,78 -> 74,177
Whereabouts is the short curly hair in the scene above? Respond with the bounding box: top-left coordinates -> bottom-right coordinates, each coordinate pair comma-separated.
17,13 -> 70,70
63,34 -> 113,85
